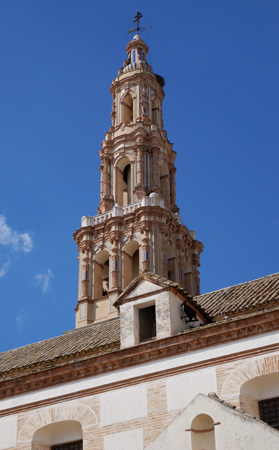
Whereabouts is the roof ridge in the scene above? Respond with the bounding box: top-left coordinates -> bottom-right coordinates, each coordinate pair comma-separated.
195,273 -> 279,299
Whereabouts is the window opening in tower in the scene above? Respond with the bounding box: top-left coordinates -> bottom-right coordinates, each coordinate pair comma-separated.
123,93 -> 133,124
123,164 -> 131,205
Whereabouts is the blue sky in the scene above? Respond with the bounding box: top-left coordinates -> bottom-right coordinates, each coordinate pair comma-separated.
0,0 -> 278,351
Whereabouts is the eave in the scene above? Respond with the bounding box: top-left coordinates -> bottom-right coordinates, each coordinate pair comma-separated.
0,308 -> 279,410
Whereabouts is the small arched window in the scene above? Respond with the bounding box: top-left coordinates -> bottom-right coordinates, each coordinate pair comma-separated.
33,420 -> 83,449
191,414 -> 216,450
123,93 -> 133,124
115,157 -> 132,207
122,241 -> 140,288
93,250 -> 110,298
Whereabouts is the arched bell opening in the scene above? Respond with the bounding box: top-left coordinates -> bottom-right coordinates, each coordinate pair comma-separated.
166,246 -> 176,282
115,157 -> 132,207
123,164 -> 131,205
93,250 -> 110,298
159,162 -> 170,206
122,92 -> 133,124
122,240 -> 140,289
32,420 -> 82,450
191,414 -> 216,450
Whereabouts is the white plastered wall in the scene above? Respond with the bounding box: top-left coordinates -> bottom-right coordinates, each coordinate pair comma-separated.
166,367 -> 218,411
0,415 -> 17,450
146,394 -> 279,450
104,429 -> 144,450
100,384 -> 148,426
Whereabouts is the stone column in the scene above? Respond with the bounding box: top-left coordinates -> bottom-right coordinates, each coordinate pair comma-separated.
111,99 -> 116,127
170,166 -> 177,207
134,145 -> 146,201
99,164 -> 104,199
99,155 -> 113,212
192,254 -> 201,296
179,250 -> 184,287
141,226 -> 150,271
137,146 -> 144,186
81,249 -> 91,298
161,231 -> 168,279
152,147 -> 160,193
103,156 -> 109,198
111,239 -> 120,289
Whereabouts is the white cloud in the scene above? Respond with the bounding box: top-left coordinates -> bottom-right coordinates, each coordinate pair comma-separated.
0,215 -> 33,253
15,310 -> 27,330
21,233 -> 33,252
35,268 -> 54,294
0,260 -> 11,278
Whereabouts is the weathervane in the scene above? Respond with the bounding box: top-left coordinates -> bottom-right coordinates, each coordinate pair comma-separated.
127,6 -> 147,35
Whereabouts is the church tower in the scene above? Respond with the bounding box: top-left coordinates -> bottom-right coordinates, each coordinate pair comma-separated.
74,26 -> 203,328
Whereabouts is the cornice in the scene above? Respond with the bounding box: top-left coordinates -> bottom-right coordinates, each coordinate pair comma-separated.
0,310 -> 278,405
110,71 -> 164,96
1,341 -> 279,419
101,127 -> 173,152
73,208 -> 202,255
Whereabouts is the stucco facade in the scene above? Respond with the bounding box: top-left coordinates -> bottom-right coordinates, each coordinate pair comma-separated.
1,327 -> 279,449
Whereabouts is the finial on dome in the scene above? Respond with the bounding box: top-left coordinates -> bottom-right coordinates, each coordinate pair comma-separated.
127,6 -> 147,36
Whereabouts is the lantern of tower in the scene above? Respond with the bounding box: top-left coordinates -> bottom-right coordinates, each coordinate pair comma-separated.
73,33 -> 203,328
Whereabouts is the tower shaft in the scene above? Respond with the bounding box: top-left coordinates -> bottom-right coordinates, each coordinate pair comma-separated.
74,35 -> 203,328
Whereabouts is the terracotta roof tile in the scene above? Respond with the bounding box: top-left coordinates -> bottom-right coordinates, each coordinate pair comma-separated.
194,273 -> 279,319
1,273 -> 278,376
0,317 -> 120,375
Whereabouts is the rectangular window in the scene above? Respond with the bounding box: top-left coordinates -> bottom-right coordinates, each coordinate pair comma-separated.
139,305 -> 156,342
132,50 -> 136,63
259,397 -> 279,430
51,441 -> 82,450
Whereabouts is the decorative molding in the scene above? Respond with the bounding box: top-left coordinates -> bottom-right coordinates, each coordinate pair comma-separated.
221,354 -> 279,399
1,342 -> 279,419
18,402 -> 98,443
0,310 -> 279,414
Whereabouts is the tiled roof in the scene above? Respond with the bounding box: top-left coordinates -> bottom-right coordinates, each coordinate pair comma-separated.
0,317 -> 120,376
1,273 -> 278,376
194,273 -> 279,319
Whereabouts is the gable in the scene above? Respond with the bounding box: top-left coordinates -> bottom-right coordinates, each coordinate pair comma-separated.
126,279 -> 163,299
146,394 -> 279,450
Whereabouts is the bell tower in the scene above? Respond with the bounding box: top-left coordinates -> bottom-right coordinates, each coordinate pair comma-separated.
74,25 -> 203,328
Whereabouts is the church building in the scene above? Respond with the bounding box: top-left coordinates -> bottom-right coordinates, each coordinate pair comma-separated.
0,16 -> 279,450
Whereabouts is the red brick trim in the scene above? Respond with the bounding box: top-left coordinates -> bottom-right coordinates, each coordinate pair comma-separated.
0,342 -> 279,419
0,309 -> 278,409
